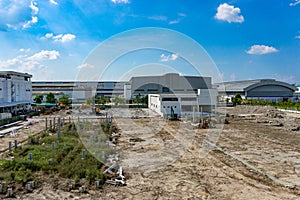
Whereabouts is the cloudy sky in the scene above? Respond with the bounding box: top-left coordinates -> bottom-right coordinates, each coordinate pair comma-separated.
0,0 -> 300,83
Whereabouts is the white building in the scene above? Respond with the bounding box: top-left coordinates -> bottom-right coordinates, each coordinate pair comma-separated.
0,71 -> 32,114
148,89 -> 217,118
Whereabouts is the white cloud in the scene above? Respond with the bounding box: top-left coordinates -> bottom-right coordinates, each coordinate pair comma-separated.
215,3 -> 244,23
19,48 -> 31,52
111,0 -> 129,4
295,35 -> 300,39
49,0 -> 58,6
246,45 -> 278,55
0,50 -> 59,77
169,13 -> 187,25
30,0 -> 39,14
27,50 -> 60,61
148,16 -> 167,21
22,0 -> 39,29
169,19 -> 180,25
290,0 -> 300,6
0,0 -> 39,30
45,33 -> 53,38
77,63 -> 95,69
160,53 -> 179,62
42,33 -> 76,43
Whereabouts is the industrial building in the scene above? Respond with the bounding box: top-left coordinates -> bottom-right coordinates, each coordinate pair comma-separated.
125,73 -> 212,99
216,79 -> 298,102
0,71 -> 32,115
127,73 -> 217,117
32,81 -> 125,104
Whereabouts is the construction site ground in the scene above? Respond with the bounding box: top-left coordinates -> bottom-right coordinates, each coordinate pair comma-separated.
1,106 -> 300,199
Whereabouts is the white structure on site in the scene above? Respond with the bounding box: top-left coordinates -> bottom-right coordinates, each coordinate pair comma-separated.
0,71 -> 32,115
148,89 -> 217,118
143,73 -> 217,117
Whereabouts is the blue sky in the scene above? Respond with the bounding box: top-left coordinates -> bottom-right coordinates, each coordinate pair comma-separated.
0,0 -> 300,84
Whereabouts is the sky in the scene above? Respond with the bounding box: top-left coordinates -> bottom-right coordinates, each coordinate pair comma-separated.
0,0 -> 300,84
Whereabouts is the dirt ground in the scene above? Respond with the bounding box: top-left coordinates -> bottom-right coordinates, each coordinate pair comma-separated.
2,106 -> 300,199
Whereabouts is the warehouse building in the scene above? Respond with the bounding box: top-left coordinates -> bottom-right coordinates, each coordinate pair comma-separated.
0,71 -> 32,115
126,73 -> 217,117
216,79 -> 297,102
125,73 -> 212,99
32,81 -> 125,104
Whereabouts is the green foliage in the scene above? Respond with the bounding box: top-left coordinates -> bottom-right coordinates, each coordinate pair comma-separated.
46,92 -> 56,103
111,96 -> 125,106
34,94 -> 44,104
231,93 -> 242,106
0,124 -> 106,187
243,98 -> 300,111
99,97 -> 110,105
59,94 -> 71,105
141,95 -> 148,105
85,97 -> 94,105
134,93 -> 141,104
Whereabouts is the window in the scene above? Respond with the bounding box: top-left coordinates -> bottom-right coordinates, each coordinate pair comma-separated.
162,97 -> 178,101
162,87 -> 170,93
181,97 -> 197,101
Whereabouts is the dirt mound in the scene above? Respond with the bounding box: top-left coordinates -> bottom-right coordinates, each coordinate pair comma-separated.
228,105 -> 283,116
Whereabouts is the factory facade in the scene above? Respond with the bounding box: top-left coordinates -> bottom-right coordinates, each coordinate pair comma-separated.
216,79 -> 298,102
32,81 -> 125,104
126,73 -> 217,117
0,71 -> 32,115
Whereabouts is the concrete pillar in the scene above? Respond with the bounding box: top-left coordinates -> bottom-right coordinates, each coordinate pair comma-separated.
82,149 -> 86,160
90,135 -> 93,144
14,140 -> 17,149
7,188 -> 13,197
53,117 -> 56,129
8,141 -> 12,151
52,142 -> 55,150
57,118 -> 61,140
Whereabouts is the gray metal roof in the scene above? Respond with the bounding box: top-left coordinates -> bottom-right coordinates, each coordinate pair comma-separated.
0,71 -> 32,78
216,79 -> 297,93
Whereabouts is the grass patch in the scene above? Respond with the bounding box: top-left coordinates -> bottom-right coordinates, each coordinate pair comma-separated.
0,122 -> 107,187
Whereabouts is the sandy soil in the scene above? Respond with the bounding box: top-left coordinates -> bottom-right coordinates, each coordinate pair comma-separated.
1,106 -> 300,199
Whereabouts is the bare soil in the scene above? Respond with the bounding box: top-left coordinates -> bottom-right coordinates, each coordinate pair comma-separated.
1,106 -> 300,199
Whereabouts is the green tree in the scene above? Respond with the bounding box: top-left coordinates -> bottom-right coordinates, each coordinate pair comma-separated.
134,93 -> 141,104
46,92 -> 56,103
85,97 -> 94,105
231,93 -> 242,106
141,95 -> 148,105
99,97 -> 110,105
34,94 -> 43,104
59,94 -> 71,105
111,96 -> 125,106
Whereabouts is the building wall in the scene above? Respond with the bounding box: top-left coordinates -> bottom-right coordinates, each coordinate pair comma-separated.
129,73 -> 212,99
32,81 -> 125,104
0,71 -> 32,114
148,93 -> 216,117
247,85 -> 295,97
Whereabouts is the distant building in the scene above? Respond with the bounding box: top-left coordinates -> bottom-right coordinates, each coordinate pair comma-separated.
216,79 -> 297,102
294,84 -> 300,102
125,73 -> 212,100
127,73 -> 217,117
32,81 -> 125,104
0,71 -> 32,114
